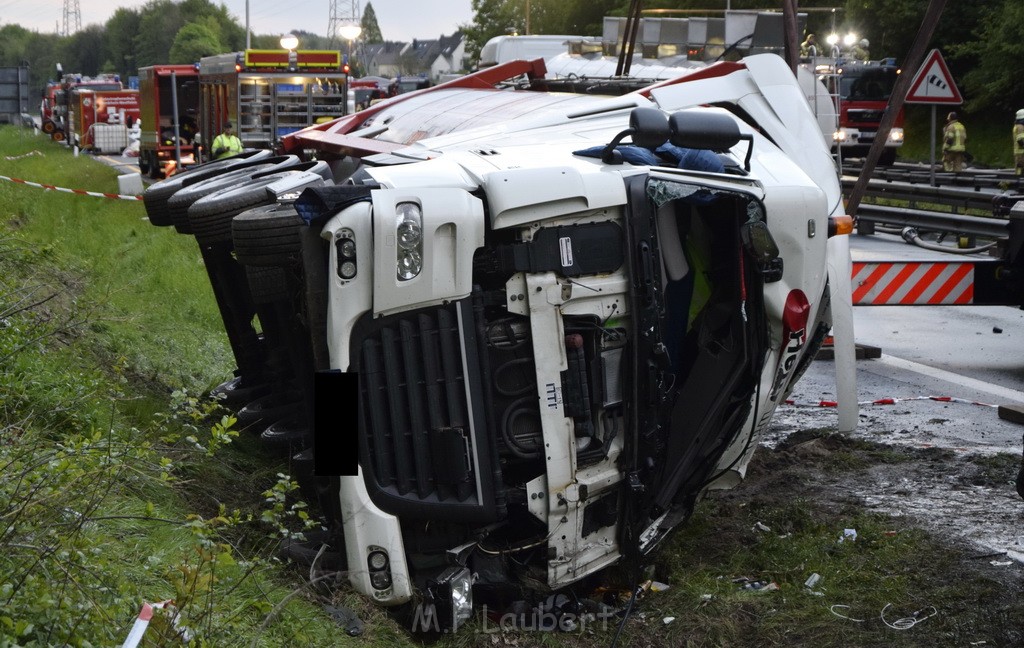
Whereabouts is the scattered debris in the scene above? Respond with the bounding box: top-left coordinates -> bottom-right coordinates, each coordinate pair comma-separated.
880,603 -> 938,630
650,581 -> 671,593
838,528 -> 858,543
804,573 -> 821,589
324,604 -> 364,637
829,604 -> 865,623
753,521 -> 772,533
663,616 -> 676,625
989,560 -> 1013,567
993,327 -> 1003,334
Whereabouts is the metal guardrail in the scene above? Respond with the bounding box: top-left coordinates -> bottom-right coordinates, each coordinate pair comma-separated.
843,161 -> 1024,192
854,204 -> 1009,238
842,177 -> 1000,215
843,166 -> 1024,237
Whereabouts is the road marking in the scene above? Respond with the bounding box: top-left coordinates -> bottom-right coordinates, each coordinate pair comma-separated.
98,155 -> 139,170
873,354 -> 1024,404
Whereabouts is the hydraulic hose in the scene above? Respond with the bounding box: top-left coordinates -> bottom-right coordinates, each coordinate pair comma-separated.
901,227 -> 998,255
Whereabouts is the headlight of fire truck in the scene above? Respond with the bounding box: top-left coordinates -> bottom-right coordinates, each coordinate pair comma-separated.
396,202 -> 423,281
833,127 -> 856,144
887,128 -> 904,144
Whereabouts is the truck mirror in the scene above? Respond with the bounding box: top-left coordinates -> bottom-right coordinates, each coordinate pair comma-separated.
628,107 -> 670,149
669,111 -> 741,150
669,110 -> 753,171
600,107 -> 669,163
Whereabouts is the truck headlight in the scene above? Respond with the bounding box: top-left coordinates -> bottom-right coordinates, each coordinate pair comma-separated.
429,566 -> 474,632
366,547 -> 392,591
832,128 -> 850,143
888,128 -> 904,143
396,202 -> 423,281
336,228 -> 357,280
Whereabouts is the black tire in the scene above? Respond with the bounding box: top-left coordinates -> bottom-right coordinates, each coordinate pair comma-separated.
245,264 -> 292,305
237,391 -> 302,428
166,157 -> 300,234
188,171 -> 320,246
141,149 -> 276,226
138,152 -> 151,177
210,375 -> 272,409
232,203 -> 306,267
260,414 -> 309,448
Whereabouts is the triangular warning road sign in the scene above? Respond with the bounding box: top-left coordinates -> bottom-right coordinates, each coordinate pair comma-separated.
905,49 -> 963,104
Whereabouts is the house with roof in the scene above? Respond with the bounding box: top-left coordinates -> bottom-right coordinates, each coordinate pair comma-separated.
359,32 -> 466,83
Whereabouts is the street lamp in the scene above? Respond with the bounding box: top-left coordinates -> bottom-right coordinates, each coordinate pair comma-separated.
280,33 -> 299,51
339,24 -> 361,115
281,33 -> 299,71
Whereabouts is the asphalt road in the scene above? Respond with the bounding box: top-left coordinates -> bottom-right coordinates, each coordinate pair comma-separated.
785,230 -> 1024,454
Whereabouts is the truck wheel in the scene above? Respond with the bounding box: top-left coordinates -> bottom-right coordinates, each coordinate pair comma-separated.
232,203 -> 306,267
167,158 -> 301,235
140,150 -> 277,226
237,391 -> 302,429
138,153 -> 151,177
41,120 -> 56,134
188,171 -> 318,246
51,131 -> 65,142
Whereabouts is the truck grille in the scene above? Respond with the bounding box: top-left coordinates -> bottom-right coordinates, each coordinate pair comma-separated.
352,298 -> 501,523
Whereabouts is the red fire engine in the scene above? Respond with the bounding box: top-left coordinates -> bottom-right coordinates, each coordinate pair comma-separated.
138,64 -> 201,178
197,49 -> 349,160
68,88 -> 140,153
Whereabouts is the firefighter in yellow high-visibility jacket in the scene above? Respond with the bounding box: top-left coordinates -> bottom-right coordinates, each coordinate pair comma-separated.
1013,109 -> 1024,176
211,121 -> 243,160
942,111 -> 967,172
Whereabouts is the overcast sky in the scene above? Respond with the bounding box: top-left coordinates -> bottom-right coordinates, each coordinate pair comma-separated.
4,1 -> 475,42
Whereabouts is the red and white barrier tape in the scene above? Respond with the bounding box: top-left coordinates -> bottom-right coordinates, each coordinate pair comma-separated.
121,600 -> 191,648
4,150 -> 43,161
0,173 -> 142,200
784,395 -> 997,408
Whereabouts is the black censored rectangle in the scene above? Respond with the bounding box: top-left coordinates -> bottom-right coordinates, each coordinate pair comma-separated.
313,370 -> 359,476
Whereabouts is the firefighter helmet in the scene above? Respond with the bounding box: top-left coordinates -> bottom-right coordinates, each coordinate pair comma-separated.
1016,109 -> 1024,121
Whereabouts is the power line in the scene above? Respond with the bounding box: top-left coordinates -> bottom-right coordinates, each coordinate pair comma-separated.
61,0 -> 81,36
328,0 -> 360,47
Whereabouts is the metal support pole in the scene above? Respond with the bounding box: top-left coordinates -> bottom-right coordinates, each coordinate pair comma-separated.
171,70 -> 182,170
930,105 -> 937,186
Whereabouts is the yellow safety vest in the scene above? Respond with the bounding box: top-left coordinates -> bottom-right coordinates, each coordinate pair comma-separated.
212,133 -> 243,159
943,121 -> 966,153
1013,123 -> 1024,156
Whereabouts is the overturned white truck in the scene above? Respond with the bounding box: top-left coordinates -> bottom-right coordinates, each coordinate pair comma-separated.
143,54 -> 854,631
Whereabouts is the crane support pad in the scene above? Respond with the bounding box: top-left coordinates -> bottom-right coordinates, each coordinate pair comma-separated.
852,261 -> 974,305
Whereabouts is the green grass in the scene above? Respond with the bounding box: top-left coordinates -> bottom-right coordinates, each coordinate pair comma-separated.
901,105 -> 1016,169
0,125 -> 391,646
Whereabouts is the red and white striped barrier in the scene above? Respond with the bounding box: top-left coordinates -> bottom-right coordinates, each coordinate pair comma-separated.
3,150 -> 43,161
784,395 -> 996,408
0,173 -> 143,200
852,261 -> 974,305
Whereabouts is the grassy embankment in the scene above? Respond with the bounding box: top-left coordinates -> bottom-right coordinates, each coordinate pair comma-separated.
1,125 -> 1021,647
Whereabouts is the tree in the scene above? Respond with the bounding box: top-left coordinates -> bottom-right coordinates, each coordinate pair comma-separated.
61,25 -> 107,76
104,8 -> 142,80
169,19 -> 223,64
133,0 -> 186,68
361,2 -> 384,43
953,0 -> 1024,113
